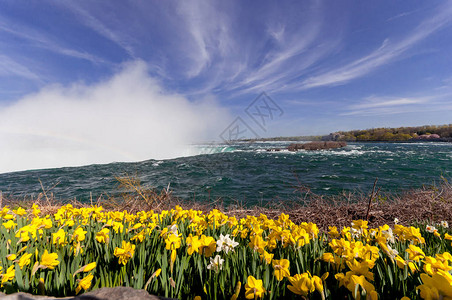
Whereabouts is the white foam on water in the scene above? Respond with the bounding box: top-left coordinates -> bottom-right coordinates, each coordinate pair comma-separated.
182,144 -> 237,156
321,174 -> 339,178
152,161 -> 164,167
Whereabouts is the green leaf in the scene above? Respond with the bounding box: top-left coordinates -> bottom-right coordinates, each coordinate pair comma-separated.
15,263 -> 25,291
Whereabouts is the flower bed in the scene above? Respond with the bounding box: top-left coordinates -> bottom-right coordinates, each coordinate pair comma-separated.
0,204 -> 451,299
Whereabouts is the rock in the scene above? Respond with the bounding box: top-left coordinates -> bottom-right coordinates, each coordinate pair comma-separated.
0,292 -> 72,299
0,287 -> 174,300
288,141 -> 347,151
79,287 -> 163,300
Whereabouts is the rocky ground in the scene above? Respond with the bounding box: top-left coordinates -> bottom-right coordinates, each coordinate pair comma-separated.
0,287 -> 174,300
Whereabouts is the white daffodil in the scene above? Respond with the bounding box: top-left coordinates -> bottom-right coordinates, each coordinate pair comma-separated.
386,244 -> 399,259
169,224 -> 178,235
216,234 -> 239,254
381,227 -> 395,244
426,225 -> 437,233
349,227 -> 361,239
207,255 -> 224,273
225,236 -> 239,251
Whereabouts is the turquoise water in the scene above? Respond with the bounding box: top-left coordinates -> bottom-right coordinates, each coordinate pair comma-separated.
0,142 -> 451,205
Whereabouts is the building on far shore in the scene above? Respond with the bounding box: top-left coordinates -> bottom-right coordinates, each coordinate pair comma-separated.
321,132 -> 345,141
414,134 -> 441,139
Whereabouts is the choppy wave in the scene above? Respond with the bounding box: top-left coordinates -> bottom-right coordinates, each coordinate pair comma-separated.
0,142 -> 450,205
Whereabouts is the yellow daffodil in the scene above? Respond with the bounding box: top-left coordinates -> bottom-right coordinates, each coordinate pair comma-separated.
322,252 -> 335,264
260,250 -> 274,265
73,262 -> 97,277
131,230 -> 146,243
346,275 -> 377,300
40,250 -> 60,269
32,204 -> 41,216
249,235 -> 267,253
96,228 -> 110,243
72,226 -> 87,242
328,226 -> 340,238
75,273 -> 94,294
1,265 -> 15,286
18,253 -> 33,270
6,254 -> 17,261
83,262 -> 97,272
114,241 -> 135,265
165,233 -> 181,250
154,268 -> 162,277
2,220 -> 17,230
165,233 -> 181,263
395,256 -> 407,269
52,228 -> 66,246
65,219 -> 75,227
13,207 -> 27,216
0,207 -> 14,220
346,259 -> 375,281
272,259 -> 290,281
245,275 -> 265,299
417,271 -> 452,300
112,221 -> 124,233
287,273 -> 315,296
186,234 -> 202,255
423,256 -> 452,276
199,235 -> 216,257
406,244 -> 425,262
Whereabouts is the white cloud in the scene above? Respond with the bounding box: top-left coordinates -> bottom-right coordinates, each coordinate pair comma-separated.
0,61 -> 230,173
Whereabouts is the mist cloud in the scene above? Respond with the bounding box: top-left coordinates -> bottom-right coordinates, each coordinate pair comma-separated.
0,61 -> 230,173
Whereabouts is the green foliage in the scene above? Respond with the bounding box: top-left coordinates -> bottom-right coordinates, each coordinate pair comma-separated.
335,124 -> 452,142
1,205 -> 452,299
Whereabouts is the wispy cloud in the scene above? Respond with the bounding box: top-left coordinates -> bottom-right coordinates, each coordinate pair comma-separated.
0,54 -> 40,81
386,8 -> 420,22
170,0 -> 340,96
0,16 -> 107,65
349,96 -> 429,110
298,2 -> 452,90
55,1 -> 135,57
342,93 -> 452,116
162,1 -> 452,97
175,1 -> 217,77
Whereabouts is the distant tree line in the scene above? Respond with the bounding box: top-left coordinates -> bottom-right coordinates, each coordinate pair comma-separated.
327,124 -> 452,142
239,124 -> 452,142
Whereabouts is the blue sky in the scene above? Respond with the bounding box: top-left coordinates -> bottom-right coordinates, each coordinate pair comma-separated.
0,1 -> 452,171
